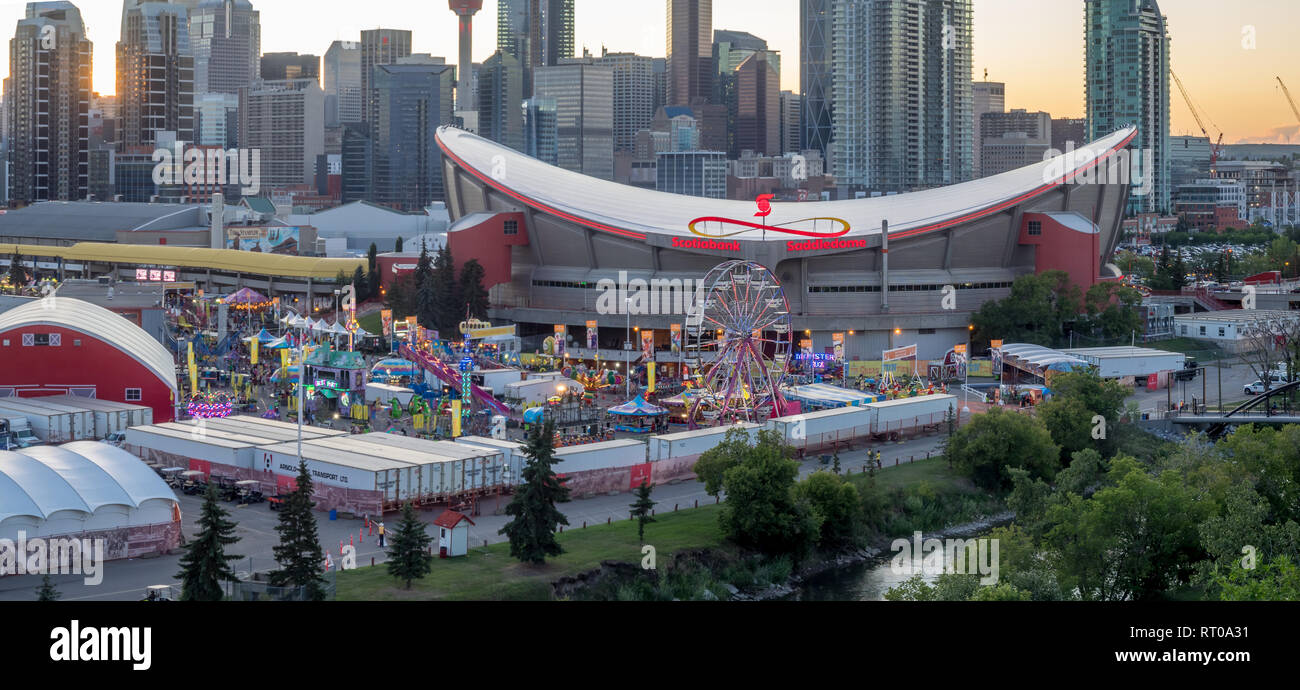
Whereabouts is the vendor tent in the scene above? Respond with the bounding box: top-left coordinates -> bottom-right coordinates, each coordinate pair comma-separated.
607,395 -> 668,417
226,288 -> 268,305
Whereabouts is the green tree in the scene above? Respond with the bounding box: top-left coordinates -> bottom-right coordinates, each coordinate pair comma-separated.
7,250 -> 26,289
1215,555 -> 1300,600
946,407 -> 1060,491
36,574 -> 61,602
500,421 -> 571,564
386,502 -> 434,588
1043,456 -> 1211,601
351,265 -> 368,302
694,426 -> 768,496
718,436 -> 819,555
385,272 -> 417,321
793,471 -> 860,546
394,236 -> 403,253
176,482 -> 243,601
971,271 -> 1082,348
413,240 -> 437,330
629,481 -> 656,545
1037,397 -> 1099,463
367,243 -> 381,298
432,246 -> 461,335
457,258 -> 490,320
269,461 -> 327,600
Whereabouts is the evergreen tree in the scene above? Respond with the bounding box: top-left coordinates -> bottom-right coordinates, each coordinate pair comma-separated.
629,480 -> 656,545
351,266 -> 367,302
7,250 -> 26,289
386,502 -> 434,588
432,246 -> 461,335
458,259 -> 490,320
36,574 -> 60,602
269,461 -> 327,600
394,236 -> 404,253
367,243 -> 380,298
176,482 -> 243,601
413,240 -> 436,330
831,450 -> 841,475
499,421 -> 571,564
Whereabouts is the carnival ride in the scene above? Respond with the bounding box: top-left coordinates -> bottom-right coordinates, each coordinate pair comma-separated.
684,260 -> 792,425
399,343 -> 511,416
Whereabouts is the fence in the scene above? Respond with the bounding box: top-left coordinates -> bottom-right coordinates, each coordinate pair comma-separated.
228,570 -> 337,601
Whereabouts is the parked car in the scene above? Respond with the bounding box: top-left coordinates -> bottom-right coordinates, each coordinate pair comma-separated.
1245,380 -> 1267,395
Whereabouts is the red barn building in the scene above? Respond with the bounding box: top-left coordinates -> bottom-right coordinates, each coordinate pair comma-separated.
0,298 -> 178,421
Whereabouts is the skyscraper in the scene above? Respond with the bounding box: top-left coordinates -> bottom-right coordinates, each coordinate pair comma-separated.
666,0 -> 712,107
522,96 -> 558,165
7,1 -> 92,203
829,0 -> 973,193
972,81 -> 1004,177
732,52 -> 779,156
261,52 -> 319,81
117,0 -> 195,150
593,51 -> 655,153
188,0 -> 259,96
498,0 -> 575,95
478,50 -> 524,151
713,30 -> 778,157
1086,0 -> 1171,214
360,29 -> 412,124
370,62 -> 454,210
799,0 -> 832,159
779,90 -> 800,155
533,60 -> 613,180
324,40 -> 361,126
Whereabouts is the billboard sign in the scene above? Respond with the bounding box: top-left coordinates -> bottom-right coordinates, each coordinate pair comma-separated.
226,226 -> 303,255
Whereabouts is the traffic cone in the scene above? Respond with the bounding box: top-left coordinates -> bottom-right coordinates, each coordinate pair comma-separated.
359,527 -> 364,544
349,535 -> 353,549
339,540 -> 343,555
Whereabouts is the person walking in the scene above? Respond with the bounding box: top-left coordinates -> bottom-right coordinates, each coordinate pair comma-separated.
377,521 -> 386,548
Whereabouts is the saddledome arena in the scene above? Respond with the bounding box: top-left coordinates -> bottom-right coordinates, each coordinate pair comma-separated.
435,126 -> 1138,360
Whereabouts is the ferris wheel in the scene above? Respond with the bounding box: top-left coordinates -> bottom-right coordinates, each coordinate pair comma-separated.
684,260 -> 792,423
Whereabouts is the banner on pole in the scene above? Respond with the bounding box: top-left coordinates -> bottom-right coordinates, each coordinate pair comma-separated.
586,320 -> 598,350
670,324 -> 681,353
641,329 -> 654,361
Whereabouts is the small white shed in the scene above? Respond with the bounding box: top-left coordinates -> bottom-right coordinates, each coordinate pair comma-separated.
434,510 -> 475,558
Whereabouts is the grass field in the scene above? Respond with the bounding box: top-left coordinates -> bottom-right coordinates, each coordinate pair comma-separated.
356,311 -> 383,336
336,504 -> 727,601
844,455 -> 962,493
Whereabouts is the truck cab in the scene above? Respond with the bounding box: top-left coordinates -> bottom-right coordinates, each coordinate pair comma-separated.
1,417 -> 38,449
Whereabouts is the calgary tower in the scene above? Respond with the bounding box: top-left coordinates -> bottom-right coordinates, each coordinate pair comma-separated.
448,1 -> 483,111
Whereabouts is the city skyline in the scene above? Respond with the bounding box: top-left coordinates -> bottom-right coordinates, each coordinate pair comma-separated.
0,0 -> 1295,143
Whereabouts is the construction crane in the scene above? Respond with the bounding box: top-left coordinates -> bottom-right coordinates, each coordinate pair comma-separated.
1278,76 -> 1300,125
1172,70 -> 1225,173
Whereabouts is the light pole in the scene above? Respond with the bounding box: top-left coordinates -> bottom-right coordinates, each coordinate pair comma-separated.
295,322 -> 306,466
625,297 -> 633,399
332,288 -> 341,348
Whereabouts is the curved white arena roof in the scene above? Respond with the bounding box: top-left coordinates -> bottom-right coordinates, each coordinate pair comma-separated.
436,125 -> 1138,242
0,297 -> 177,394
0,443 -> 176,522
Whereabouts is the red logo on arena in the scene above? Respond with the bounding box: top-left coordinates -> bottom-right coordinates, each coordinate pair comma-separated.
687,195 -> 851,240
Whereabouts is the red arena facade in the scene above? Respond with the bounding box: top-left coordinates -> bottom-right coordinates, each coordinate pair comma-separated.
0,298 -> 179,422
435,125 -> 1139,360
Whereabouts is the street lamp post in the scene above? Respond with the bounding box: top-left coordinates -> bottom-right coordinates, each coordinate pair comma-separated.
625,297 -> 633,398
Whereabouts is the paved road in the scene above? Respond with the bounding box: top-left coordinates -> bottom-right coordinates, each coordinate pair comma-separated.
0,434 -> 946,601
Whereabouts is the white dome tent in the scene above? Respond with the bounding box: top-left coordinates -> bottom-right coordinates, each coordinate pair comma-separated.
0,442 -> 180,558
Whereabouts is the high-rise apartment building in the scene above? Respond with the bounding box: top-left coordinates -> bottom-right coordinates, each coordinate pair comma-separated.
829,0 -> 973,193
360,29 -> 412,124
522,96 -> 558,165
7,1 -> 92,203
117,0 -> 195,150
479,50 -> 525,152
779,90 -> 800,155
324,41 -> 361,126
1051,116 -> 1087,152
1086,0 -> 1171,214
667,0 -> 712,106
188,0 -> 259,96
533,60 -> 613,180
196,92 -> 238,147
593,51 -> 655,153
498,0 -> 575,95
732,52 -> 779,156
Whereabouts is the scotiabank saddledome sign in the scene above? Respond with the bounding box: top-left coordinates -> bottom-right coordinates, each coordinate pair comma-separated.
683,194 -> 867,253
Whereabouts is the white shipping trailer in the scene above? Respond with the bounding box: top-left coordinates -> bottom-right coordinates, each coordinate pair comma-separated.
456,436 -> 528,484
347,434 -> 509,494
42,396 -> 152,437
473,369 -> 525,396
867,394 -> 957,433
0,398 -> 82,443
647,423 -> 762,461
366,383 -> 415,407
505,377 -> 584,407
554,439 -> 647,472
766,406 -> 874,445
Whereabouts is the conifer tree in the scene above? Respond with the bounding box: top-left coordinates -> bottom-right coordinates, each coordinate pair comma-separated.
629,480 -> 656,545
499,421 -> 571,564
36,574 -> 60,602
269,461 -> 327,600
387,502 -> 434,588
176,482 -> 243,601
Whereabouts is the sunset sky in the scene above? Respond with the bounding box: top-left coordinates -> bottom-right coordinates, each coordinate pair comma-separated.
1,0 -> 1296,143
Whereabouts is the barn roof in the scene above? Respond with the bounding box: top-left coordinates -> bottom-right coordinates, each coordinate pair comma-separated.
433,510 -> 474,529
